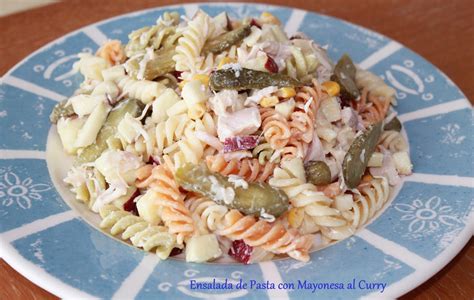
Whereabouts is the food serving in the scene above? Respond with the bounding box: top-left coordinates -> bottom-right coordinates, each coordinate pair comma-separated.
50,10 -> 412,264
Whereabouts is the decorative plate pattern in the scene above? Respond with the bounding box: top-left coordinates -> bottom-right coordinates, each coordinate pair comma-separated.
0,3 -> 472,299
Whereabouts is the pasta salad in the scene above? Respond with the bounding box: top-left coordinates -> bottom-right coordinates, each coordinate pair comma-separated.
50,10 -> 412,264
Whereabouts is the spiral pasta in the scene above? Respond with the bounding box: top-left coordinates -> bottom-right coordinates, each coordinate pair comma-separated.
269,158 -> 348,236
281,137 -> 308,161
252,142 -> 278,164
99,205 -> 178,259
217,209 -> 313,262
155,113 -> 192,154
172,126 -> 206,168
379,130 -> 408,152
349,176 -> 390,228
355,68 -> 396,103
260,107 -> 291,149
115,73 -> 166,104
206,154 -> 276,183
173,12 -> 213,73
352,89 -> 390,126
136,164 -> 195,244
185,195 -> 229,234
284,46 -> 319,83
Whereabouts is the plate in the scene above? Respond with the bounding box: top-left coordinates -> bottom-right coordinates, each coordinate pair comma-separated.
0,3 -> 472,299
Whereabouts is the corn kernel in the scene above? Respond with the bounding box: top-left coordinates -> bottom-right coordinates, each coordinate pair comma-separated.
218,57 -> 237,69
192,74 -> 210,86
322,81 -> 340,97
288,207 -> 304,228
260,12 -> 281,25
362,174 -> 373,183
276,87 -> 296,98
260,96 -> 279,107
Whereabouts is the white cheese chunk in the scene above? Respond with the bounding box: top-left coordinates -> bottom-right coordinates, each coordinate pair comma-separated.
275,98 -> 295,119
136,190 -> 162,225
75,101 -> 110,148
368,152 -> 384,167
186,234 -> 222,263
217,107 -> 261,141
320,97 -> 341,123
70,94 -> 106,117
151,88 -> 181,123
393,151 -> 413,175
57,117 -> 86,154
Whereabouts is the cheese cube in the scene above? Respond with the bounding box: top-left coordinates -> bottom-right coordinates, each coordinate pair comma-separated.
334,194 -> 354,211
57,117 -> 86,154
152,88 -> 181,123
75,101 -> 110,148
185,234 -> 222,263
70,94 -> 105,117
136,190 -> 161,225
275,98 -> 295,119
320,97 -> 341,123
182,80 -> 207,106
393,151 -> 413,175
368,152 -> 384,167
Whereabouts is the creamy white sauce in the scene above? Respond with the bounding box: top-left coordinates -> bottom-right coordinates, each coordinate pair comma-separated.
209,176 -> 235,205
227,175 -> 248,189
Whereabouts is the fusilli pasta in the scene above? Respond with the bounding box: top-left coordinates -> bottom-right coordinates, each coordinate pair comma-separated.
100,205 -> 178,259
136,164 -> 195,244
355,68 -> 396,103
379,130 -> 408,152
206,154 -> 275,182
173,12 -> 213,73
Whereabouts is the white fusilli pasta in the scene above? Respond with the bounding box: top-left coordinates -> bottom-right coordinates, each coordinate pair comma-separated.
99,205 -> 178,259
185,195 -> 229,234
173,12 -> 213,73
74,53 -> 109,81
350,176 -> 390,228
379,130 -> 408,152
355,68 -> 396,103
269,158 -> 348,235
115,73 -> 166,104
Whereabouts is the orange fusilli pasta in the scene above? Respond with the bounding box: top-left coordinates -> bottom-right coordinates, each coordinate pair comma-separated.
260,107 -> 291,149
216,210 -> 314,262
206,154 -> 275,182
96,40 -> 126,65
351,89 -> 390,126
136,164 -> 195,244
